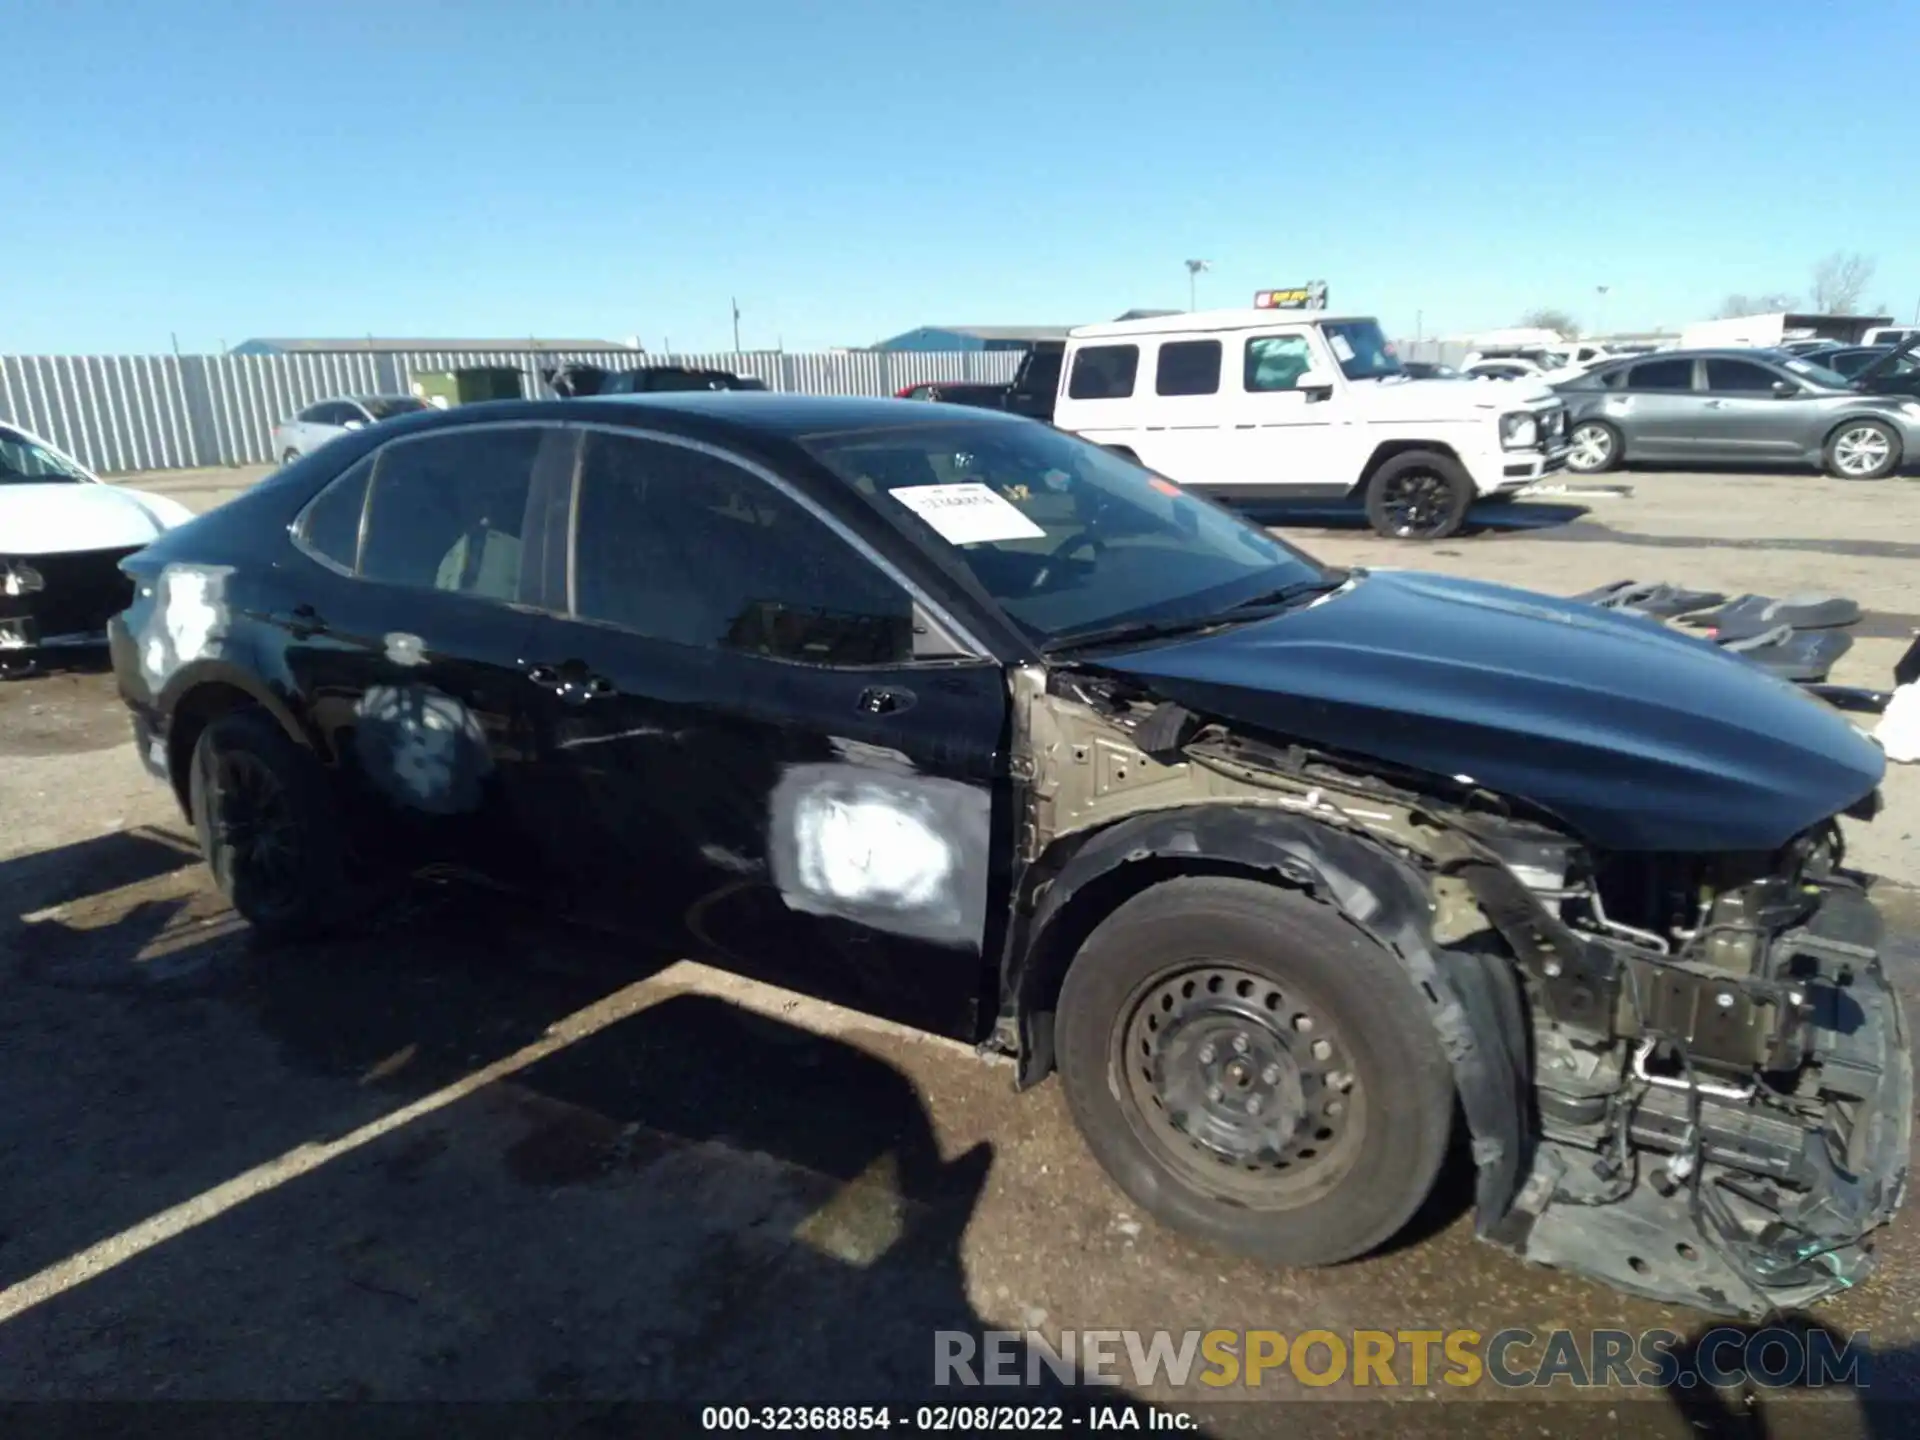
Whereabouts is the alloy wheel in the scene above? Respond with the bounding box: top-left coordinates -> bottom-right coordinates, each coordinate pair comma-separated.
1833,426 -> 1892,478
1116,963 -> 1364,1208
1568,422 -> 1614,473
1376,469 -> 1458,538
204,748 -> 304,916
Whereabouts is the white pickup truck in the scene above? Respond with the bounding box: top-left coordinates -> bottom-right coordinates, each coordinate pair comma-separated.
1050,310 -> 1570,539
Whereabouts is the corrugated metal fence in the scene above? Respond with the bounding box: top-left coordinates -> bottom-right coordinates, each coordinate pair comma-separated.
0,348 -> 1024,475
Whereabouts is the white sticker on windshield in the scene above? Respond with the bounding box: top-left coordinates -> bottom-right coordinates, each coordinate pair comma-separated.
1328,333 -> 1355,362
889,483 -> 1046,545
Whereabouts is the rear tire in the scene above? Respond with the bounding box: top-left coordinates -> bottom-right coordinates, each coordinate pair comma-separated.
1823,419 -> 1900,481
189,708 -> 354,943
1362,451 -> 1474,540
1567,420 -> 1622,474
1055,876 -> 1454,1266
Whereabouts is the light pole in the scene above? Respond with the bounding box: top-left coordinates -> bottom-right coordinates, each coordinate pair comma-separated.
1595,284 -> 1611,338
1185,259 -> 1212,311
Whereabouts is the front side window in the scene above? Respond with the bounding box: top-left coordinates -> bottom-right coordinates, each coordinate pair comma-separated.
1067,345 -> 1139,400
1319,320 -> 1403,380
1704,359 -> 1780,393
1781,356 -> 1854,388
1626,358 -> 1695,392
0,426 -> 90,484
571,432 -> 913,666
1244,334 -> 1315,392
357,428 -> 544,602
361,396 -> 429,421
1155,340 -> 1222,397
804,419 -> 1324,646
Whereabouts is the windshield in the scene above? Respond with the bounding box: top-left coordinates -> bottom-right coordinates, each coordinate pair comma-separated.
361,396 -> 429,420
1781,356 -> 1854,388
0,426 -> 92,484
1320,320 -> 1404,380
803,420 -> 1327,646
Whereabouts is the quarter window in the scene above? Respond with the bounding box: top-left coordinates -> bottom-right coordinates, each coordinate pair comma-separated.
357,428 -> 544,602
1154,340 -> 1222,397
571,432 -> 914,666
1626,358 -> 1694,392
1067,345 -> 1140,400
1244,335 -> 1315,392
295,455 -> 373,570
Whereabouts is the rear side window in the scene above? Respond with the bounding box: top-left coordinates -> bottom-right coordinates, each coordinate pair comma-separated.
1067,345 -> 1139,400
1155,340 -> 1221,396
295,456 -> 373,570
1626,358 -> 1694,391
358,428 -> 544,602
571,432 -> 913,665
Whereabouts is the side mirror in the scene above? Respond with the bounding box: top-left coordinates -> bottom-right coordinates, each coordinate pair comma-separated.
1296,365 -> 1336,396
1772,380 -> 1799,399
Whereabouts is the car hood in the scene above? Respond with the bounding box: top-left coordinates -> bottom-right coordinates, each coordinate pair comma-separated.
1097,569 -> 1884,853
1363,375 -> 1556,414
0,482 -> 195,556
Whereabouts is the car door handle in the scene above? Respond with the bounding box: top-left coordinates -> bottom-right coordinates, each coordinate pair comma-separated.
270,604 -> 328,638
857,685 -> 915,716
524,659 -> 613,704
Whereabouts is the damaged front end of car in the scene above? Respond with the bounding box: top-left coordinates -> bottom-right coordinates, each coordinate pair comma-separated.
1000,659 -> 1910,1317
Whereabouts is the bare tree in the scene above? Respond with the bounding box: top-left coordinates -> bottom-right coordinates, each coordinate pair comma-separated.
1519,307 -> 1580,338
1810,252 -> 1876,314
1715,292 -> 1798,319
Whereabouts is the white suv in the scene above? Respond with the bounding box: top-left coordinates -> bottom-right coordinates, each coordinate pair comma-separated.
1052,311 -> 1570,538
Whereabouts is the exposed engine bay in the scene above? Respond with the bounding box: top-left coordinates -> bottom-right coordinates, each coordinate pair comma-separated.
1009,662 -> 1912,1316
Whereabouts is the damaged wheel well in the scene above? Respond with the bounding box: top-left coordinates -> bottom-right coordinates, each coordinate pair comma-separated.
1013,853 -> 1278,1084
165,683 -> 266,815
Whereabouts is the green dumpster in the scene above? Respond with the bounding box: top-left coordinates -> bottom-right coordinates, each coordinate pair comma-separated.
409,366 -> 527,409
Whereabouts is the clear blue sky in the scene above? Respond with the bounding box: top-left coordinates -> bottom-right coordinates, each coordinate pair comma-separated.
7,0 -> 1917,355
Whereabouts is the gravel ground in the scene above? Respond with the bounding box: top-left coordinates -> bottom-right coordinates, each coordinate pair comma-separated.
2,463 -> 1918,1432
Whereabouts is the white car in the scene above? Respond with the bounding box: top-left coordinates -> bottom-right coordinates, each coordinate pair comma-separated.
1,421 -> 195,674
270,394 -> 429,465
1051,310 -> 1569,539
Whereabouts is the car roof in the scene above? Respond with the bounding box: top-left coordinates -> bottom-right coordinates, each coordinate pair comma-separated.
378,391 -> 1034,444
1069,307 -> 1375,339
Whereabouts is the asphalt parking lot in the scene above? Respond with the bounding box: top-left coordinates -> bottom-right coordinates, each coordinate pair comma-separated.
3,463 -> 1919,1431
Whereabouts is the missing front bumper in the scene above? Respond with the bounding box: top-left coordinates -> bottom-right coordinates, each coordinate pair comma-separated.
1492,901 -> 1912,1316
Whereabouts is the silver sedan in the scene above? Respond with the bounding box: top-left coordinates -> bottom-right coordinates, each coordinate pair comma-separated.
269,394 -> 429,465
1553,348 -> 1920,480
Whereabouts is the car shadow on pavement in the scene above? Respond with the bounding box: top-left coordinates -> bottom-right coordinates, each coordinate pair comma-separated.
0,844 -> 1111,1412
1232,498 -> 1592,537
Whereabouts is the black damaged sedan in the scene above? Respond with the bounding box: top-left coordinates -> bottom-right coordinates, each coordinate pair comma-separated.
108,393 -> 1909,1316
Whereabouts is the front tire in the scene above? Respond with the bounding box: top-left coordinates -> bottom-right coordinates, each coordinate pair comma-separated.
1055,876 -> 1455,1266
1361,451 -> 1474,540
1824,419 -> 1900,481
189,709 -> 353,942
1567,420 -> 1621,474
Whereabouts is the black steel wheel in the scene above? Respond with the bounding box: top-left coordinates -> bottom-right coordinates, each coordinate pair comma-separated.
1117,963 -> 1363,1208
1056,876 -> 1454,1265
189,708 -> 353,940
1362,451 -> 1474,540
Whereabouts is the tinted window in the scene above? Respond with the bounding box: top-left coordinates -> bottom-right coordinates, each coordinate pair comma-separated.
296,456 -> 372,569
572,433 -> 912,666
297,404 -> 329,423
1704,359 -> 1780,392
1067,345 -> 1139,400
1155,340 -> 1222,397
358,428 -> 543,601
361,396 -> 428,420
1244,335 -> 1315,391
805,419 -> 1321,646
1626,358 -> 1694,391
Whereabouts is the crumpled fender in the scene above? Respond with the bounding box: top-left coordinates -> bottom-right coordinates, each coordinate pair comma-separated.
1005,804 -> 1532,1234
